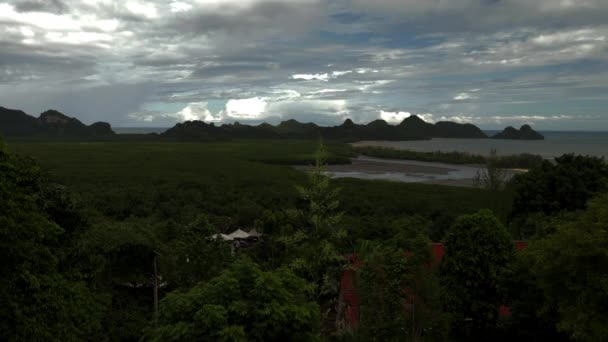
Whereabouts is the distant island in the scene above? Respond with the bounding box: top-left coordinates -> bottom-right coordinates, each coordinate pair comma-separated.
492,125 -> 545,140
0,106 -> 543,141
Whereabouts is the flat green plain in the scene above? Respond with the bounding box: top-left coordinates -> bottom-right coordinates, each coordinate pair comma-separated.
9,140 -> 513,240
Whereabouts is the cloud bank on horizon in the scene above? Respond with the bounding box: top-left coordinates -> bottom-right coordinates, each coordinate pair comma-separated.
1,0 -> 607,130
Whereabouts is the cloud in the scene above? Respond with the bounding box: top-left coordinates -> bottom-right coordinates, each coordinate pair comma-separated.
128,102 -> 221,123
175,102 -> 220,122
291,70 -> 354,82
379,110 -> 411,123
127,94 -> 351,125
12,0 -> 68,14
125,1 -> 159,19
170,1 -> 193,13
453,92 -> 477,101
0,0 -> 607,130
222,97 -> 268,119
349,0 -> 608,32
332,70 -> 352,77
379,110 -> 437,124
291,73 -> 330,81
308,88 -> 348,95
268,99 -> 349,123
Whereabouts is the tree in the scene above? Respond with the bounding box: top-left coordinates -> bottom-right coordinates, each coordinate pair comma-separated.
0,138 -> 106,341
296,140 -> 343,240
266,141 -> 347,332
473,149 -> 507,191
160,214 -> 233,289
525,194 -> 608,341
510,154 -> 608,218
499,250 -> 570,342
440,210 -> 515,337
268,141 -> 345,298
355,220 -> 447,342
148,258 -> 320,341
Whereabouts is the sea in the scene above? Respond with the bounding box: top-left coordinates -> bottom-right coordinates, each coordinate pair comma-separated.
113,127 -> 168,134
113,128 -> 608,159
356,131 -> 608,159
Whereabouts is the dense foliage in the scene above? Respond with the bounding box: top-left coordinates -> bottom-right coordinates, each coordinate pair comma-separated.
3,136 -> 608,341
510,154 -> 608,220
11,141 -> 512,242
440,210 -> 515,338
149,258 -> 320,341
0,139 -> 106,341
523,194 -> 608,340
355,219 -> 447,342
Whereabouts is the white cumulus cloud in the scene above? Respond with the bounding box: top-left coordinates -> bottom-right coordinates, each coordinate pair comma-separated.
380,110 -> 412,123
291,73 -> 330,81
223,97 -> 268,119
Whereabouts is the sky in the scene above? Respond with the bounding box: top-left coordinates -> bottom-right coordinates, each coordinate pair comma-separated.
1,0 -> 608,130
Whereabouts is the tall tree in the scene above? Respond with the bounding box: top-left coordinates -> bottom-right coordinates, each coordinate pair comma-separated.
296,140 -> 343,240
279,141 -> 347,332
355,221 -> 447,342
525,194 -> 608,341
282,141 -> 346,300
440,210 -> 515,337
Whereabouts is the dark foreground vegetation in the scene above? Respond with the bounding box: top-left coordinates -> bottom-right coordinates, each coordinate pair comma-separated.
2,137 -> 607,341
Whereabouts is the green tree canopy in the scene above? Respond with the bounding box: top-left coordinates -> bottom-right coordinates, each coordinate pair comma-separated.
440,210 -> 515,337
160,214 -> 233,290
149,258 -> 320,341
525,194 -> 608,341
355,219 -> 447,342
0,138 -> 106,341
510,154 -> 608,218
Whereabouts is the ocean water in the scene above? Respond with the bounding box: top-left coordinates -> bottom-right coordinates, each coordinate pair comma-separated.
356,131 -> 608,159
113,127 -> 168,134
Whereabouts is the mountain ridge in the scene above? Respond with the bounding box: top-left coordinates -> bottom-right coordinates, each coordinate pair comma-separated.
0,105 -> 543,141
0,106 -> 115,139
161,116 -> 489,141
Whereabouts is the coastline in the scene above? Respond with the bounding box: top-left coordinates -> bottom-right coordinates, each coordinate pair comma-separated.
351,134 -> 608,159
296,156 -> 524,186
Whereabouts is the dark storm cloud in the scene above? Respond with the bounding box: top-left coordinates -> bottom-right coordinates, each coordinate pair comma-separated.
163,1 -> 325,36
12,0 -> 67,14
350,0 -> 608,33
0,0 -> 607,129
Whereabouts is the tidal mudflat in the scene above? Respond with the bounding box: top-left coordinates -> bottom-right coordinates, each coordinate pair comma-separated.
297,156 -> 522,186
